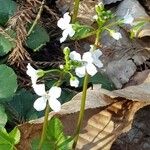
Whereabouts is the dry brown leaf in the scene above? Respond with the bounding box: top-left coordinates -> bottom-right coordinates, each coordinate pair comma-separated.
17,83 -> 150,150
56,0 -> 102,25
101,71 -> 150,102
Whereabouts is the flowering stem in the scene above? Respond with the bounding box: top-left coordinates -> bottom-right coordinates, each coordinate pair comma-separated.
44,69 -> 62,74
72,0 -> 80,23
38,102 -> 50,149
73,74 -> 89,149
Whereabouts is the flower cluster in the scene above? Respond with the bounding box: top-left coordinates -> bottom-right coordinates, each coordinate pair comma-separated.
26,63 -> 61,112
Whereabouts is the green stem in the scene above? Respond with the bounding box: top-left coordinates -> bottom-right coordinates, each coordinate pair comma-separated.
38,102 -> 50,150
72,0 -> 80,23
73,74 -> 89,149
44,69 -> 62,74
27,0 -> 45,36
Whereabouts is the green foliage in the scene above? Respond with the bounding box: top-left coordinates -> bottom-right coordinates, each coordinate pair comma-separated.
0,30 -> 16,56
4,89 -> 42,124
0,127 -> 20,150
0,105 -> 7,127
0,0 -> 17,26
72,23 -> 94,40
0,65 -> 18,99
26,24 -> 50,51
31,117 -> 73,150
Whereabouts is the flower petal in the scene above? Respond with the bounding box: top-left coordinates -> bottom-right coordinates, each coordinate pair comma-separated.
33,97 -> 47,111
48,86 -> 61,98
60,29 -> 70,43
69,51 -> 81,61
110,32 -> 122,40
32,84 -> 46,96
75,66 -> 86,78
57,12 -> 71,30
67,25 -> 75,37
26,63 -> 38,84
82,52 -> 93,63
93,59 -> 103,68
70,77 -> 79,87
86,63 -> 97,76
49,98 -> 61,112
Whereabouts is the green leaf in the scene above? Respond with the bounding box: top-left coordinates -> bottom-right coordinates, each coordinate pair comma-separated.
0,34 -> 16,56
0,0 -> 17,26
9,127 -> 20,145
26,24 -> 50,51
0,127 -> 20,149
72,23 -> 94,40
46,117 -> 73,149
31,117 -> 73,149
90,72 -> 116,90
0,105 -> 7,127
4,89 -> 42,124
0,65 -> 17,99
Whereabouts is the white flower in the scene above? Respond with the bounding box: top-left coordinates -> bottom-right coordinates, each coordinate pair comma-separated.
26,63 -> 39,85
70,76 -> 79,87
57,12 -> 75,43
89,45 -> 103,68
69,49 -> 103,77
123,11 -> 134,25
93,15 -> 98,20
109,31 -> 122,40
33,84 -> 61,112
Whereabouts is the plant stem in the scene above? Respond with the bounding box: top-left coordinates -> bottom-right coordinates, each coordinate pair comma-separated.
38,102 -> 50,149
73,74 -> 89,149
27,0 -> 45,36
72,0 -> 80,23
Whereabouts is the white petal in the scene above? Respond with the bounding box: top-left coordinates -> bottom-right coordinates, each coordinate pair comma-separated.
92,50 -> 103,68
75,66 -> 86,78
32,84 -> 46,96
26,63 -> 38,84
86,63 -> 97,76
57,12 -> 71,30
110,32 -> 122,40
67,25 -> 75,37
82,52 -> 93,63
69,51 -> 81,61
124,14 -> 134,24
49,98 -> 61,112
93,59 -> 103,68
63,12 -> 71,25
60,29 -> 69,43
33,97 -> 47,111
70,77 -> 79,87
48,86 -> 61,98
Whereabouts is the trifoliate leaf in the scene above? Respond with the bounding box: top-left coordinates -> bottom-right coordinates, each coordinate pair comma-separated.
9,127 -> 20,145
0,65 -> 17,99
26,24 -> 50,51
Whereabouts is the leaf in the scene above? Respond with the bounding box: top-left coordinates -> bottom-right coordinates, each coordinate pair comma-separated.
4,89 -> 41,124
0,34 -> 16,56
0,0 -> 17,26
72,23 -> 94,40
31,117 -> 73,150
9,127 -> 20,145
26,24 -> 50,51
0,127 -> 20,149
0,65 -> 17,99
0,105 -> 7,128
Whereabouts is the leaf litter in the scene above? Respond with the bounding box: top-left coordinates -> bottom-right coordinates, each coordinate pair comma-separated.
14,0 -> 150,149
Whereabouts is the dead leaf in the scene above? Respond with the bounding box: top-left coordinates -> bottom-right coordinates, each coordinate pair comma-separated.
56,0 -> 102,25
103,0 -> 123,5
